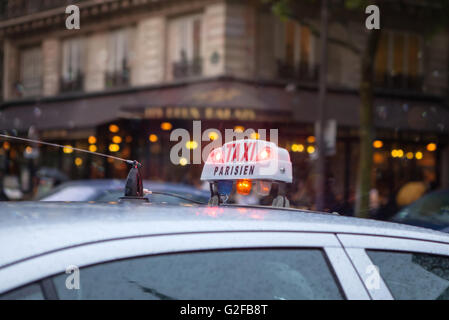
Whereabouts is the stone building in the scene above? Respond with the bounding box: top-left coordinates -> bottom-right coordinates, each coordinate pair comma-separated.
0,0 -> 448,209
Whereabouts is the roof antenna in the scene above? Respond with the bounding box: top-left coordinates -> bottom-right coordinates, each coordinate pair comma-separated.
119,160 -> 149,202
0,133 -> 148,202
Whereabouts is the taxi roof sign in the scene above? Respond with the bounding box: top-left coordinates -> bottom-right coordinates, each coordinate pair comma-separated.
201,139 -> 292,183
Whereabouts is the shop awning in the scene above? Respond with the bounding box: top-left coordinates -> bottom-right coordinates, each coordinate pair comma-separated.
295,90 -> 449,133
0,94 -> 123,132
1,77 -> 448,134
0,78 -> 297,133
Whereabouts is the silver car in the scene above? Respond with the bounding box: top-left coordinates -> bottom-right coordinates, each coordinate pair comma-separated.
1,202 -> 449,300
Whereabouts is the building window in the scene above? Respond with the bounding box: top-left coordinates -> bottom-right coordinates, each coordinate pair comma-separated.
276,20 -> 318,82
169,13 -> 203,79
61,37 -> 84,93
17,46 -> 42,97
375,31 -> 424,91
106,28 -> 133,88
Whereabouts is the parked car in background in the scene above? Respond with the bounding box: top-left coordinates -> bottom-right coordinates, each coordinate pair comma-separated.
36,179 -> 209,205
390,189 -> 449,232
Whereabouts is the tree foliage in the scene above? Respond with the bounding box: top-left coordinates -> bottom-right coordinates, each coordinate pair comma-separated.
266,0 -> 449,217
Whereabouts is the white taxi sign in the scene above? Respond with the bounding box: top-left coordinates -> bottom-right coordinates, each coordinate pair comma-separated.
201,139 -> 292,183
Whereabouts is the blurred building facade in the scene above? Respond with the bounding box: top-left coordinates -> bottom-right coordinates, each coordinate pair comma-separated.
0,0 -> 448,209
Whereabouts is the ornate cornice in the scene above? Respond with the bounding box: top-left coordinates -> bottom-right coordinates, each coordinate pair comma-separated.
0,0 -> 184,37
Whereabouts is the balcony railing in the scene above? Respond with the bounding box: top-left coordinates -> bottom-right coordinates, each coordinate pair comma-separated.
14,80 -> 42,98
106,68 -> 130,88
173,57 -> 202,79
0,0 -> 89,20
60,73 -> 83,93
277,60 -> 319,82
375,73 -> 424,92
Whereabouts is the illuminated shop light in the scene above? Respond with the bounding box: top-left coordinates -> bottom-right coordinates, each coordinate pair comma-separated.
307,146 -> 315,154
426,143 -> 437,152
63,145 -> 74,154
112,136 -> 122,144
161,122 -> 173,131
109,124 -> 119,133
186,141 -> 198,150
373,140 -> 383,149
307,136 -> 316,144
179,157 -> 188,166
149,134 -> 158,143
109,144 -> 120,152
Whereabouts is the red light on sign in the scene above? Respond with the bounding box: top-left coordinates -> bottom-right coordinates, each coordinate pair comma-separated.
209,148 -> 223,163
257,147 -> 272,161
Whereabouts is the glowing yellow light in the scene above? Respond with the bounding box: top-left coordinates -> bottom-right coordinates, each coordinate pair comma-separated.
415,151 -> 423,160
391,150 -> 397,158
109,144 -> 120,152
179,157 -> 188,166
109,124 -> 119,133
74,157 -> 83,166
250,132 -> 260,139
112,136 -> 122,144
63,145 -> 74,154
25,146 -> 33,154
161,122 -> 173,131
406,152 -> 414,160
426,143 -> 437,152
307,136 -> 316,144
3,142 -> 10,150
208,131 -> 219,141
373,140 -> 383,149
89,145 -> 97,152
397,149 -> 404,158
186,141 -> 198,150
88,136 -> 97,144
291,144 -> 304,153
307,146 -> 315,154
149,134 -> 158,143
234,126 -> 245,133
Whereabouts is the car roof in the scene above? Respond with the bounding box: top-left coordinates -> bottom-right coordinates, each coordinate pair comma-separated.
39,179 -> 209,200
1,202 -> 449,269
51,179 -> 207,192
